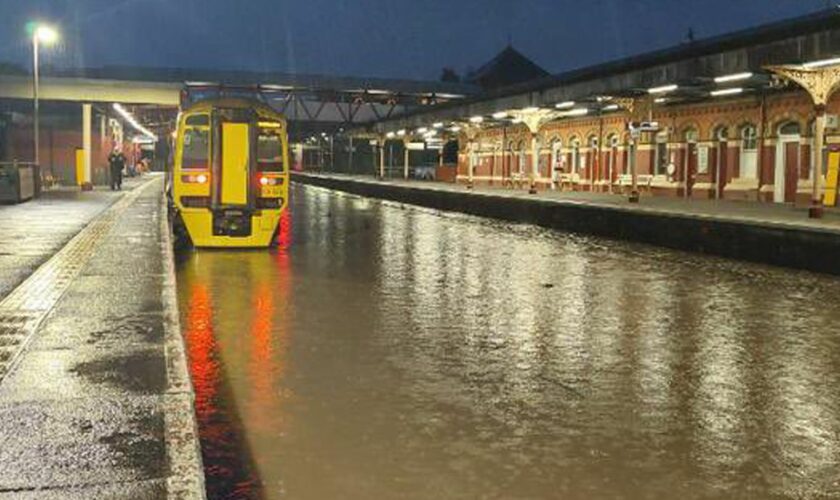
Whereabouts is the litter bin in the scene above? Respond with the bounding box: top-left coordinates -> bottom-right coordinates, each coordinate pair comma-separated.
0,161 -> 37,203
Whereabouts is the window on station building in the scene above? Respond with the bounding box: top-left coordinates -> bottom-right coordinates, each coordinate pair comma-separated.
654,131 -> 669,175
740,124 -> 758,180
741,125 -> 757,151
779,122 -> 801,136
551,139 -> 563,172
571,138 -> 581,174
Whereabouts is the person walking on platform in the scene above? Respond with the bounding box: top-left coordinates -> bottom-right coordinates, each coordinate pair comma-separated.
108,147 -> 126,191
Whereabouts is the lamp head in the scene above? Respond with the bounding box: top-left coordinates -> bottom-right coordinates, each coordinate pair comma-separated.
34,25 -> 58,44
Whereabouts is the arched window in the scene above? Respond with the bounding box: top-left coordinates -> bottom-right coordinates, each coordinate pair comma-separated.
606,133 -> 619,180
779,122 -> 801,136
739,124 -> 758,180
684,128 -> 699,143
741,125 -> 757,150
571,138 -> 581,174
654,130 -> 669,175
550,138 -> 563,172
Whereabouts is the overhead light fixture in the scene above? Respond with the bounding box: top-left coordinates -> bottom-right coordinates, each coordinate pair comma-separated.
522,106 -> 540,113
648,84 -> 678,94
34,25 -> 58,44
469,115 -> 484,123
602,104 -> 619,111
386,131 -> 395,138
710,87 -> 744,97
654,97 -> 667,104
511,117 -> 523,124
492,111 -> 508,119
397,129 -> 406,136
417,127 -> 428,134
555,101 -> 575,109
450,126 -> 462,132
714,72 -> 753,83
113,103 -> 157,141
803,56 -> 840,69
563,108 -> 589,117
433,122 -> 444,128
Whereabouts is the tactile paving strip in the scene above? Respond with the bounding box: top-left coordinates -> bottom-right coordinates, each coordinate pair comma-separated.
0,182 -> 154,382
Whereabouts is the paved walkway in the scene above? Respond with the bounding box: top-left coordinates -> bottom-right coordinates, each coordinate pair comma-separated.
0,175 -> 204,499
0,178 -> 146,302
313,173 -> 840,234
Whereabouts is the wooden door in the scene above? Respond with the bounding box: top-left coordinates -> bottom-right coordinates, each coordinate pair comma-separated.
784,142 -> 798,202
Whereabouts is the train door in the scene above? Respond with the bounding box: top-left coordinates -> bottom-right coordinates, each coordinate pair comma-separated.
220,122 -> 250,206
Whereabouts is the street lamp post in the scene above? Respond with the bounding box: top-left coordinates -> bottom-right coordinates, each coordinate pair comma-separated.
31,24 -> 57,166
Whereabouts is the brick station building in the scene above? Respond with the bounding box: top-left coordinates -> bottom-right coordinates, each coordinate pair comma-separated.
461,91 -> 830,204
371,9 -> 840,206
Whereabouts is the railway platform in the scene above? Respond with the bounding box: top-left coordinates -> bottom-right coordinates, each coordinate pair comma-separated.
0,174 -> 204,499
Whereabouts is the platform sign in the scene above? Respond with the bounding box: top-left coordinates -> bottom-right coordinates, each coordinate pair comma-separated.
823,147 -> 840,207
697,145 -> 709,174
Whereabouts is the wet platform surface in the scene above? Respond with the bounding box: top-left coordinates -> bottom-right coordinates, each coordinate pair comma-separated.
179,183 -> 840,499
0,185 -> 133,302
0,176 -> 203,499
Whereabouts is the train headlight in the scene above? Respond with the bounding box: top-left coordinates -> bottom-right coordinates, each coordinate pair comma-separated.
259,176 -> 269,186
182,173 -> 209,184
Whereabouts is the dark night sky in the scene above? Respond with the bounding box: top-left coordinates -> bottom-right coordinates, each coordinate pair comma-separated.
0,0 -> 832,81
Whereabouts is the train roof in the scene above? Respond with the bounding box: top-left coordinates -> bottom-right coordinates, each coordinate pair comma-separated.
182,98 -> 286,122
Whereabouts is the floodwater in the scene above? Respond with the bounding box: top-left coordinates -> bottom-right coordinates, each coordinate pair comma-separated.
176,184 -> 840,499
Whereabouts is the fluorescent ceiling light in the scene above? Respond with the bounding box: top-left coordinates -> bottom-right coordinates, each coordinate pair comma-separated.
113,103 -> 157,141
492,111 -> 508,119
803,57 -> 840,69
714,72 -> 752,83
710,87 -> 744,97
563,108 -> 589,117
648,84 -> 678,94
555,101 -> 575,109
522,106 -> 540,113
433,122 -> 444,128
602,104 -> 619,111
469,116 -> 484,123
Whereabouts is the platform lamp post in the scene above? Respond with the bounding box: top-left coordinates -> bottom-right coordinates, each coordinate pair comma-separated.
31,23 -> 58,166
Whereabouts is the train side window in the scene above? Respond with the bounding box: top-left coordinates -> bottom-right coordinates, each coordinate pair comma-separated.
185,114 -> 209,126
183,127 -> 209,169
257,133 -> 284,172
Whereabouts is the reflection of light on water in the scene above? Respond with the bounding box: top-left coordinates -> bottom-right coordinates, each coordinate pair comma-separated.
765,299 -> 840,495
691,281 -> 748,489
184,283 -> 217,430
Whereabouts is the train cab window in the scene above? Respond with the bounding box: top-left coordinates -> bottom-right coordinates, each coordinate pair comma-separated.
182,127 -> 209,169
257,133 -> 284,171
